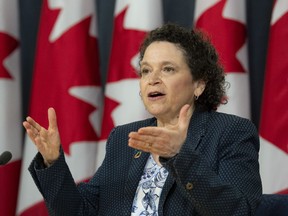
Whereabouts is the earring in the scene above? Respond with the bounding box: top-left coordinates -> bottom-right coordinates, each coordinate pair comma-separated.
194,95 -> 198,100
139,91 -> 142,97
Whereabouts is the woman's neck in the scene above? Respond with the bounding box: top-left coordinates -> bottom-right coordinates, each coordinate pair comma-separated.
156,106 -> 194,128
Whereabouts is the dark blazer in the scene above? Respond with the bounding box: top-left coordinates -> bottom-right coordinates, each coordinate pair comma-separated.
29,110 -> 262,216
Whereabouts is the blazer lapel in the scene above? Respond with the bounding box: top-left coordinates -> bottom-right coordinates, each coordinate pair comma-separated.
185,109 -> 208,151
158,110 -> 209,215
122,119 -> 157,215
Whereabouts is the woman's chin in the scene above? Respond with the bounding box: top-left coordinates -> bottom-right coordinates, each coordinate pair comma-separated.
146,108 -> 168,120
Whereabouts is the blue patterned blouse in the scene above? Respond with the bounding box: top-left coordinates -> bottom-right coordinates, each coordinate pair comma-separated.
131,154 -> 169,216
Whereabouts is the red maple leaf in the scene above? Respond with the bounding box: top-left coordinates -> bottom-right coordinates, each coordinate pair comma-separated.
101,7 -> 147,138
29,0 -> 101,154
0,32 -> 19,79
195,0 -> 246,73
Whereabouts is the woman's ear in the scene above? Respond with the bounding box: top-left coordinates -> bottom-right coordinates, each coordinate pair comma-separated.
194,80 -> 206,97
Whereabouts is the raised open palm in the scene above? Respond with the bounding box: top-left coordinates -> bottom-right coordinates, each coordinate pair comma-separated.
23,108 -> 61,166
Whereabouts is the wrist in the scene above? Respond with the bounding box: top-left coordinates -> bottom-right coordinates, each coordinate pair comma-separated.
43,159 -> 54,168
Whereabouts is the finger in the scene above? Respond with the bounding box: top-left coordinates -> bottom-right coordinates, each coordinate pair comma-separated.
23,120 -> 39,137
129,131 -> 164,145
178,104 -> 191,131
129,132 -> 149,143
22,121 -> 31,131
137,127 -> 164,136
25,128 -> 36,138
129,132 -> 167,152
129,136 -> 169,156
24,125 -> 38,143
48,107 -> 58,130
26,116 -> 42,132
128,137 -> 152,152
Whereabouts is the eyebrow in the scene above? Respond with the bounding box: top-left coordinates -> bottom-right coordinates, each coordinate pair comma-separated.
140,60 -> 177,67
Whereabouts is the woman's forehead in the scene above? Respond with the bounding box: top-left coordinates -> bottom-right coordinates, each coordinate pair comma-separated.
142,41 -> 186,61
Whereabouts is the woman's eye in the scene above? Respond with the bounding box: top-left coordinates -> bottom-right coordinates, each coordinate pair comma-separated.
140,68 -> 149,76
163,67 -> 175,73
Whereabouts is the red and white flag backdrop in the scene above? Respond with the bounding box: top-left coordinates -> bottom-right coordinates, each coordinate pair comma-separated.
17,0 -> 102,215
0,0 -> 22,215
194,0 -> 250,119
259,0 -> 288,194
96,0 -> 163,168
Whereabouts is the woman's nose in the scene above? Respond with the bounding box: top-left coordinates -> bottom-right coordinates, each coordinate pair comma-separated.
148,71 -> 162,85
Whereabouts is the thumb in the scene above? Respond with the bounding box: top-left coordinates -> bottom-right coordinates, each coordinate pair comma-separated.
178,104 -> 192,132
48,107 -> 58,130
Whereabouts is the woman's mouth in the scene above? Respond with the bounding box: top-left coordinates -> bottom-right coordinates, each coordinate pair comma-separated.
148,91 -> 165,100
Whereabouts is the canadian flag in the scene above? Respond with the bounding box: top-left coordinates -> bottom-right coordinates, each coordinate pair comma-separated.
194,0 -> 250,119
96,0 -> 163,168
259,0 -> 288,194
17,0 -> 102,215
0,0 -> 22,215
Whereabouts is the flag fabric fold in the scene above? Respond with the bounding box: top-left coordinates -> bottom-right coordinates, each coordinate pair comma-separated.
0,1 -> 22,215
194,0 -> 250,119
259,0 -> 288,194
17,0 -> 102,215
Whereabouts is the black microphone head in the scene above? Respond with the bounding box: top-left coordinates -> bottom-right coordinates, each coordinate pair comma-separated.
0,151 -> 12,165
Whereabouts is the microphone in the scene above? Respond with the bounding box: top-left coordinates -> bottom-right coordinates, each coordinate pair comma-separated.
0,151 -> 12,166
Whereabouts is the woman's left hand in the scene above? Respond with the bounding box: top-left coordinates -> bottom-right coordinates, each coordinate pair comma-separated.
128,104 -> 192,158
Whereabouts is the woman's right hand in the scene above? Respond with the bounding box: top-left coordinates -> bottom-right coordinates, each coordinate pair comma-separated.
23,107 -> 61,167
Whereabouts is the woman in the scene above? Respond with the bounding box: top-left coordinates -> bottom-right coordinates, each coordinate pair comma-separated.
23,23 -> 262,215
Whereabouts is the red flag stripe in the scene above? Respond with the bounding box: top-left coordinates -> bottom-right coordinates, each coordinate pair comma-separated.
0,1 -> 22,215
259,0 -> 288,194
17,0 -> 102,214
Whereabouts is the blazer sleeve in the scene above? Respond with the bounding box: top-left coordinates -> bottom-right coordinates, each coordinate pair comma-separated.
28,147 -> 101,216
161,117 -> 262,216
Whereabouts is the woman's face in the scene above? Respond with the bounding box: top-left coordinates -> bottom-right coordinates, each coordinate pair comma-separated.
140,41 -> 202,123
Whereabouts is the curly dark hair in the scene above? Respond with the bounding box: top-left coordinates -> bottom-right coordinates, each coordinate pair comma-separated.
139,23 -> 227,111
